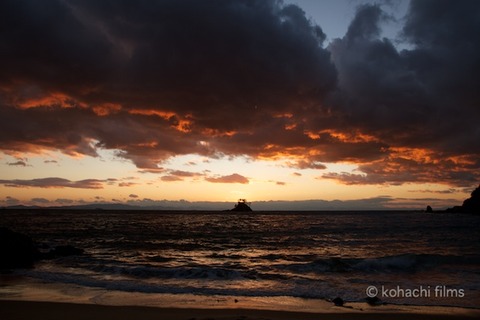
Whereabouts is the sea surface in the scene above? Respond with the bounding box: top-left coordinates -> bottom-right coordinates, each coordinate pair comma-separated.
1,210 -> 479,308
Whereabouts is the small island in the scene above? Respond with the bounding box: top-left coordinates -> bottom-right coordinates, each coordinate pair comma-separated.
230,199 -> 253,212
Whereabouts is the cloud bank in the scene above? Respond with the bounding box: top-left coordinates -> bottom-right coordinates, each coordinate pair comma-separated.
205,173 -> 249,184
0,177 -> 109,189
0,0 -> 479,187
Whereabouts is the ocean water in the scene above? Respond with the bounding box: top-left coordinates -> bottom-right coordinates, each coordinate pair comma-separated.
1,210 -> 479,308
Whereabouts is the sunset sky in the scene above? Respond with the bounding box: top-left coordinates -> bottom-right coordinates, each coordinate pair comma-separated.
1,0 -> 479,209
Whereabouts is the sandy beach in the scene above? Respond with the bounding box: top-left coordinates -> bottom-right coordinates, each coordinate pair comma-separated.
1,300 -> 480,320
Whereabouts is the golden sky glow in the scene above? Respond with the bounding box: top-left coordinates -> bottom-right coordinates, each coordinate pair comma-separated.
0,149 -> 468,209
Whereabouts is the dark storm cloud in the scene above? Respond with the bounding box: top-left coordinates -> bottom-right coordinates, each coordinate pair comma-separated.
330,0 -> 480,150
323,0 -> 480,185
0,0 -> 336,113
400,0 -> 480,153
0,0 -> 479,187
0,0 -> 337,168
0,0 -> 115,90
328,3 -> 431,138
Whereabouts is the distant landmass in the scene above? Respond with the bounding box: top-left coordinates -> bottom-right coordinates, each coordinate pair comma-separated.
1,203 -> 156,211
0,197 -> 409,211
445,185 -> 480,213
2,188 -> 479,212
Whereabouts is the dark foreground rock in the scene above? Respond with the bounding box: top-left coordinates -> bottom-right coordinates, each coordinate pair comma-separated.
0,228 -> 38,269
366,296 -> 383,306
0,228 -> 85,270
332,297 -> 344,306
446,185 -> 480,213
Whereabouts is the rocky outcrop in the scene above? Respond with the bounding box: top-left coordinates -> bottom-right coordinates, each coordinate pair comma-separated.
332,297 -> 344,306
0,228 -> 38,269
229,199 -> 253,212
461,185 -> 480,212
231,202 -> 253,212
446,185 -> 480,213
0,228 -> 85,270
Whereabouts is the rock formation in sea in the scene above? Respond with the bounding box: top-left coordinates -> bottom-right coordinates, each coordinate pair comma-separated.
0,228 -> 38,269
446,185 -> 480,213
230,199 -> 253,212
0,227 -> 85,270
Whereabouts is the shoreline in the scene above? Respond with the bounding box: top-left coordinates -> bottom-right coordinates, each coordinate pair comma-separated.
1,300 -> 480,320
1,274 -> 479,317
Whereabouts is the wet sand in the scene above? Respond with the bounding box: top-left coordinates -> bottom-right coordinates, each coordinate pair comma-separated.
1,300 -> 480,320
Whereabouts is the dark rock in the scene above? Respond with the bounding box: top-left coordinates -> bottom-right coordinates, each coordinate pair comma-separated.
425,205 -> 433,213
462,185 -> 480,213
445,206 -> 463,213
230,199 -> 252,212
446,185 -> 480,213
366,296 -> 383,306
332,297 -> 344,306
231,203 -> 252,212
0,228 -> 38,269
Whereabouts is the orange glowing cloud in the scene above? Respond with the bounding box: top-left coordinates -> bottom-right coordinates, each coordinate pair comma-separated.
160,170 -> 205,182
160,175 -> 183,182
128,109 -> 176,119
205,173 -> 249,184
321,146 -> 478,187
285,159 -> 327,170
304,129 -> 380,143
92,103 -> 122,116
17,92 -> 79,109
128,109 -> 193,133
201,128 -> 237,138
